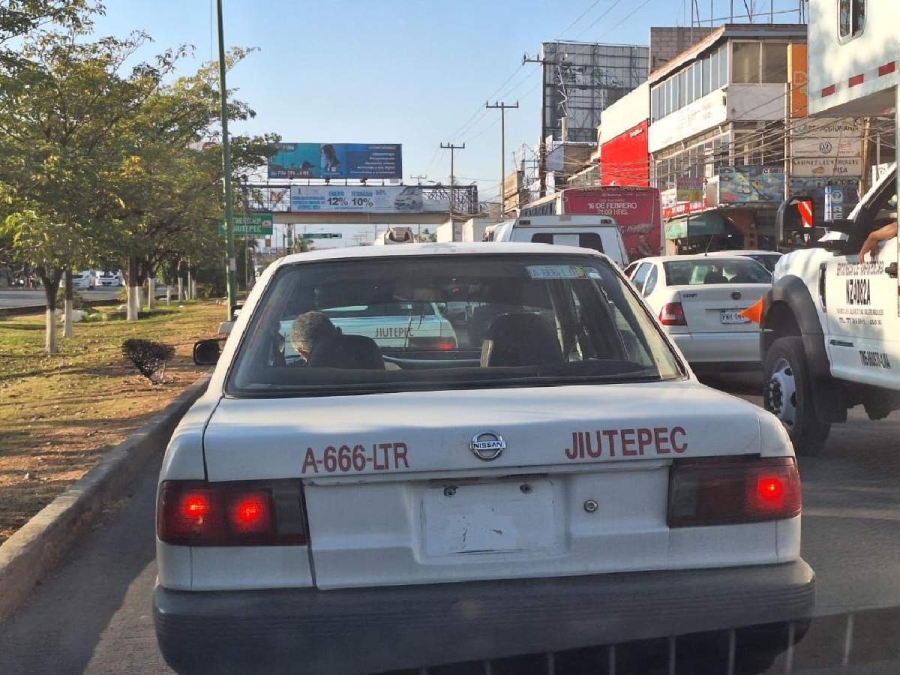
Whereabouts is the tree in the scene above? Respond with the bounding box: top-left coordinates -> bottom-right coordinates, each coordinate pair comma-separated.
105,50 -> 277,316
0,29 -> 182,351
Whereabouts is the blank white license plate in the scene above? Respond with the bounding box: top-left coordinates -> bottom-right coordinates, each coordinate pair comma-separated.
420,479 -> 559,557
721,310 -> 751,324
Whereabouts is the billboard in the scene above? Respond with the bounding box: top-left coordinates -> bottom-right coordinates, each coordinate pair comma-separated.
269,143 -> 402,179
290,185 -> 447,213
562,187 -> 663,260
791,118 -> 863,177
717,166 -> 784,203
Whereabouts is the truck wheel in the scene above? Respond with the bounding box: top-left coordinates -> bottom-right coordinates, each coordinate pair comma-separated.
763,336 -> 831,456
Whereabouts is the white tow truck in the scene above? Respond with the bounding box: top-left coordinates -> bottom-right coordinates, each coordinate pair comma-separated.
760,0 -> 899,454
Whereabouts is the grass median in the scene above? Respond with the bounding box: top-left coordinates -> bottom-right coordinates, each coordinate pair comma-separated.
0,302 -> 224,544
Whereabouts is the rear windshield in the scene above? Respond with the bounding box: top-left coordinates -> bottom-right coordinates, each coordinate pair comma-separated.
663,258 -> 772,286
227,254 -> 685,397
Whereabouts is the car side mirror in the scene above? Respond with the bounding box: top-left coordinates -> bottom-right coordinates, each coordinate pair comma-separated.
193,338 -> 225,366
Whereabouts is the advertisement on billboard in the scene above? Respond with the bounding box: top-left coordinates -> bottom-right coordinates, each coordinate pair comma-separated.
717,166 -> 784,203
788,43 -> 808,118
562,187 -> 663,259
791,118 -> 863,177
290,185 -> 447,213
269,143 -> 402,179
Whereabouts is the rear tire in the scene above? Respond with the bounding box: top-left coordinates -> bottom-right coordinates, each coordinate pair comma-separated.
763,336 -> 831,456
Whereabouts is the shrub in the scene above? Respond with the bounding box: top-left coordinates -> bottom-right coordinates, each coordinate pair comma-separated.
56,286 -> 85,309
122,338 -> 176,384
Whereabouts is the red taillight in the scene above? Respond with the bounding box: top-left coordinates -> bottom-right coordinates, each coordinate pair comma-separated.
228,492 -> 272,536
407,336 -> 457,350
659,302 -> 687,326
158,481 -> 305,546
667,457 -> 801,528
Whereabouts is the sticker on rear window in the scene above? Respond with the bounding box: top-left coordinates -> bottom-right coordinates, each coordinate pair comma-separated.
526,265 -> 598,280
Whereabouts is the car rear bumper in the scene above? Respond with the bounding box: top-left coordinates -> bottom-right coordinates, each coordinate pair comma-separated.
154,559 -> 815,675
673,332 -> 761,366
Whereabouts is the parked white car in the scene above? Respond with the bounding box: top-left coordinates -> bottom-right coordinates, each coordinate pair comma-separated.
71,270 -> 95,290
95,270 -> 122,287
156,243 -> 811,674
625,254 -> 772,371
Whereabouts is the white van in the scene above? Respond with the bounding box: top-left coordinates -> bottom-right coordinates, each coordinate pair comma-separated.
484,215 -> 628,266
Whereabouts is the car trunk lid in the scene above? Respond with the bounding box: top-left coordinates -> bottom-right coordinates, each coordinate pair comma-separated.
673,284 -> 769,333
203,382 -> 772,588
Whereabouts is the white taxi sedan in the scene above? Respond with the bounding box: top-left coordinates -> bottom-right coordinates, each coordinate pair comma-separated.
155,243 -> 812,674
626,254 -> 772,371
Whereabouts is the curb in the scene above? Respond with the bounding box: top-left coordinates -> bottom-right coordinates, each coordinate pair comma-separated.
0,374 -> 211,623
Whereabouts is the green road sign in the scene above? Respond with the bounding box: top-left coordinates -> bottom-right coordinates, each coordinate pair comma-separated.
219,213 -> 274,236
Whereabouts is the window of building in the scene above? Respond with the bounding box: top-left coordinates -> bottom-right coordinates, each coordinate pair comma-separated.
709,50 -> 719,90
762,42 -> 788,83
838,0 -> 865,40
718,44 -> 728,87
691,63 -> 703,98
732,41 -> 761,84
701,56 -> 711,96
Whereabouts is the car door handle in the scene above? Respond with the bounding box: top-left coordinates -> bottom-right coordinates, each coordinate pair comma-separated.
887,262 -> 898,279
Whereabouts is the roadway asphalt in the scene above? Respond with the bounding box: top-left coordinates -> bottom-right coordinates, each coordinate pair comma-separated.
0,374 -> 898,674
0,288 -> 170,310
0,288 -> 124,308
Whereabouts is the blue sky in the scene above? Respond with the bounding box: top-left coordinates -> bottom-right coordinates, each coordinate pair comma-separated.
93,0 -> 804,205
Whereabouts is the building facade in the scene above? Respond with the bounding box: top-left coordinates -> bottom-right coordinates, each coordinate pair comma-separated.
647,24 -> 808,250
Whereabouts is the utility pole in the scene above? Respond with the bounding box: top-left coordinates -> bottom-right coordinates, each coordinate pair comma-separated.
440,143 -> 465,220
486,101 -> 519,215
410,174 -> 428,185
523,53 -> 549,197
216,0 -> 237,318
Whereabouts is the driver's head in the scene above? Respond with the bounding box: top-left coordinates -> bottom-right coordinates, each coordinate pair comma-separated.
291,311 -> 338,358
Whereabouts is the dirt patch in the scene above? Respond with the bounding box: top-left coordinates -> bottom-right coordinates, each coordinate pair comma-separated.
0,302 -> 224,544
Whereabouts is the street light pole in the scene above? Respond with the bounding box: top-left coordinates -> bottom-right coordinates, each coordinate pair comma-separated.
216,0 -> 237,318
486,101 -> 518,215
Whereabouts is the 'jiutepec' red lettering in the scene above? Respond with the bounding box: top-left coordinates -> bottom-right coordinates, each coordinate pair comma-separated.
562,427 -> 690,461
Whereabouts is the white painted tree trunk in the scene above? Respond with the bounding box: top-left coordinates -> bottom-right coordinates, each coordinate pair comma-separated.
148,278 -> 157,309
186,270 -> 193,300
63,297 -> 74,337
45,309 -> 58,355
63,270 -> 74,338
191,277 -> 197,300
126,286 -> 140,321
177,277 -> 184,302
166,283 -> 172,305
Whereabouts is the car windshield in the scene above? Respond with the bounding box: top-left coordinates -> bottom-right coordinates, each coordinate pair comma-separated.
663,258 -> 772,285
228,253 -> 684,395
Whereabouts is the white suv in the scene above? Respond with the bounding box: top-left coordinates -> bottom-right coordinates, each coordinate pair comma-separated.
155,243 -> 813,674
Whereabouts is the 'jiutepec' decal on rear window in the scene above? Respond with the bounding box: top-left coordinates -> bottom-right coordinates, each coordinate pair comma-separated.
302,442 -> 409,474
564,427 -> 688,460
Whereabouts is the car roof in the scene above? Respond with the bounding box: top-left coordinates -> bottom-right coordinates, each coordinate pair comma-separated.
633,254 -> 770,264
706,250 -> 782,257
275,242 -> 609,267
